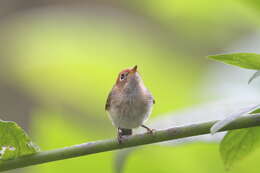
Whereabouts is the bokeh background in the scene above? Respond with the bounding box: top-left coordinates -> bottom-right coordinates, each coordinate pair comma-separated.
1,0 -> 260,172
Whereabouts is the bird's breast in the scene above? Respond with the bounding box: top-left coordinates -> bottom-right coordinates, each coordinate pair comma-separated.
108,90 -> 153,129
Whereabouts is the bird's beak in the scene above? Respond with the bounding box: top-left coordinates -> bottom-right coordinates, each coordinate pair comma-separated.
130,65 -> 138,73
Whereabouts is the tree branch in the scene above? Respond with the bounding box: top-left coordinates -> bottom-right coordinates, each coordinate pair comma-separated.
1,114 -> 260,172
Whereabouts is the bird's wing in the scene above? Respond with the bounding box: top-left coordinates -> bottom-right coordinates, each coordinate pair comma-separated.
105,90 -> 113,111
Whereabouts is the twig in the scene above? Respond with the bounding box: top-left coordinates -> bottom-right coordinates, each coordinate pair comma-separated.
1,114 -> 260,172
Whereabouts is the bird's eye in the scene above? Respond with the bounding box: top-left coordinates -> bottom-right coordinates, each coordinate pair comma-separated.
120,72 -> 128,81
120,73 -> 125,81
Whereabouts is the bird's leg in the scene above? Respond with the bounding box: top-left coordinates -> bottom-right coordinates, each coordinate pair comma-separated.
117,128 -> 132,144
117,128 -> 123,144
141,125 -> 154,134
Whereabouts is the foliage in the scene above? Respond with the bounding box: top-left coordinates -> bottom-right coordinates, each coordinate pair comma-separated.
210,104 -> 260,134
248,71 -> 260,84
0,0 -> 260,173
208,52 -> 260,169
0,121 -> 39,161
220,127 -> 260,170
208,53 -> 260,70
208,53 -> 260,83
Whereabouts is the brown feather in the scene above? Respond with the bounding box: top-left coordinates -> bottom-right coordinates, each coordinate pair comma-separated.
105,90 -> 112,111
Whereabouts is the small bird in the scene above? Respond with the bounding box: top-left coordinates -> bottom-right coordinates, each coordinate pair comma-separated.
105,65 -> 155,143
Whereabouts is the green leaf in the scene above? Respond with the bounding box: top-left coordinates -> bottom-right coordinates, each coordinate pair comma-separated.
250,108 -> 260,114
248,70 -> 260,84
208,53 -> 260,70
210,104 -> 260,134
220,127 -> 260,170
0,121 -> 39,161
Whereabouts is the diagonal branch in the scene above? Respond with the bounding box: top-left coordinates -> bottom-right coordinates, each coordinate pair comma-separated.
1,114 -> 260,172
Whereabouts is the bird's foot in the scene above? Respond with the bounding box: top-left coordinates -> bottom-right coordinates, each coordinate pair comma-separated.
117,135 -> 126,144
141,125 -> 155,134
117,128 -> 132,144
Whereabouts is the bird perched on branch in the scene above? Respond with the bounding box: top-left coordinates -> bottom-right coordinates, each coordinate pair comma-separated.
105,65 -> 155,143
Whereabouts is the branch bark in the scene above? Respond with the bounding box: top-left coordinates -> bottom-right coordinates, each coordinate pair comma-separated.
1,114 -> 260,172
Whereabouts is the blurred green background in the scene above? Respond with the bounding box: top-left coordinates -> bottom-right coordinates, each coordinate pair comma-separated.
1,0 -> 260,172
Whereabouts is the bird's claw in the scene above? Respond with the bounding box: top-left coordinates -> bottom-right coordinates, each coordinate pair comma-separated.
117,135 -> 127,144
141,125 -> 155,134
147,128 -> 155,134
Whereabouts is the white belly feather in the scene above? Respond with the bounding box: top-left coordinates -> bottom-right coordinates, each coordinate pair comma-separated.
108,92 -> 153,129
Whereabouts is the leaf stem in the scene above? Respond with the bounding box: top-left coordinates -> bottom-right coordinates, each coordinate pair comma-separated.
1,114 -> 260,172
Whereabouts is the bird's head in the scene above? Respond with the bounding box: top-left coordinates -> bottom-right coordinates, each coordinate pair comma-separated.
115,65 -> 141,90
